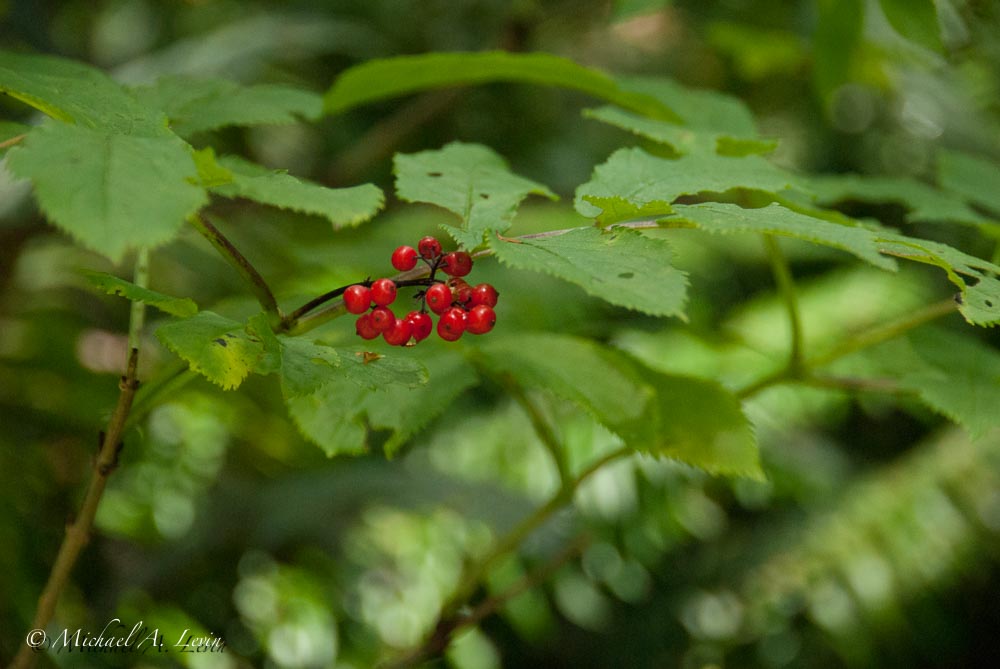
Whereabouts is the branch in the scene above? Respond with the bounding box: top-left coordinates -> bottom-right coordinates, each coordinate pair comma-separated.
10,250 -> 150,669
735,297 -> 958,398
0,133 -> 26,151
188,213 -> 282,323
382,446 -> 633,669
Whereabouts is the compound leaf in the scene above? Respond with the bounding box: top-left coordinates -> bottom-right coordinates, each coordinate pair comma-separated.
132,75 -> 322,137
82,270 -> 198,317
394,142 -> 556,248
642,371 -> 763,480
879,0 -> 943,53
476,333 -> 654,444
7,121 -> 207,263
490,226 -> 688,318
0,50 -> 162,132
833,327 -> 1000,438
875,232 -> 1000,326
212,155 -> 384,228
575,147 -> 797,223
584,76 -> 776,157
156,311 -> 264,390
324,51 -> 681,121
277,337 -> 341,398
286,346 -> 444,457
663,202 -> 897,270
937,149 -> 1000,217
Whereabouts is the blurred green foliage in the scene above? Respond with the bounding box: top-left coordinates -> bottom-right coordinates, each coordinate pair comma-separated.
3,1 -> 1000,668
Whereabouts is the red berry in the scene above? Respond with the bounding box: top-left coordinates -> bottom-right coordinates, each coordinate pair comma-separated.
370,278 -> 397,306
406,311 -> 433,342
448,278 -> 473,306
437,307 -> 467,341
355,313 -> 380,339
467,305 -> 496,335
391,245 -> 418,271
418,236 -> 442,260
441,251 -> 473,277
470,283 -> 499,308
425,282 -> 452,314
383,318 -> 413,346
344,284 -> 371,314
370,306 -> 395,332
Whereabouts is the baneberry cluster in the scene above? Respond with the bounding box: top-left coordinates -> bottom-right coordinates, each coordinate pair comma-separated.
346,236 -> 497,346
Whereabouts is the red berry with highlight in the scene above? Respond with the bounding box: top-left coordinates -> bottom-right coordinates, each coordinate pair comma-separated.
370,278 -> 397,306
425,282 -> 452,314
467,305 -> 496,335
437,307 -> 467,341
355,313 -> 379,340
344,284 -> 371,314
406,311 -> 433,342
391,245 -> 418,271
470,283 -> 499,308
441,251 -> 473,277
370,306 -> 395,332
383,318 -> 413,346
418,236 -> 442,259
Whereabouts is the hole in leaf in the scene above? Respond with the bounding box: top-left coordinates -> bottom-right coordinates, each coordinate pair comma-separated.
480,193 -> 489,199
427,172 -> 443,177
987,300 -> 995,308
214,338 -> 227,347
618,272 -> 635,279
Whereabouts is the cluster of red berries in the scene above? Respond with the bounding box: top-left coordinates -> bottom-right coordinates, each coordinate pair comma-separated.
345,236 -> 498,346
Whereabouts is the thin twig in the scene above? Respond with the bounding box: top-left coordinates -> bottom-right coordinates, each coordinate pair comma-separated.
10,252 -> 150,669
382,533 -> 592,669
0,133 -> 26,151
499,375 -> 571,488
762,235 -> 804,374
188,213 -> 282,323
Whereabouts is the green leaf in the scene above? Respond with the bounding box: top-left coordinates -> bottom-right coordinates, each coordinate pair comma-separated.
394,142 -> 556,248
613,0 -> 672,21
370,349 -> 478,457
584,106 -> 776,157
642,371 -> 763,480
285,347 -> 442,457
246,313 -> 342,397
833,327 -> 1000,438
575,147 -> 797,224
0,50 -> 163,132
6,121 -> 207,263
875,232 -> 1000,326
324,51 -> 682,121
277,337 -> 341,398
490,226 -> 688,318
211,155 -> 384,228
156,312 -> 264,390
584,76 -> 776,157
879,0 -> 943,53
132,75 -> 322,137
813,0 -> 864,99
662,202 -> 897,270
476,333 -> 654,443
937,149 -> 1000,217
336,346 -> 428,390
807,173 -> 994,228
82,270 -> 198,317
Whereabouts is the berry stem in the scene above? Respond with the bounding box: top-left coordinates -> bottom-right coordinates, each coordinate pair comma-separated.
281,278 -> 435,331
189,213 -> 283,326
